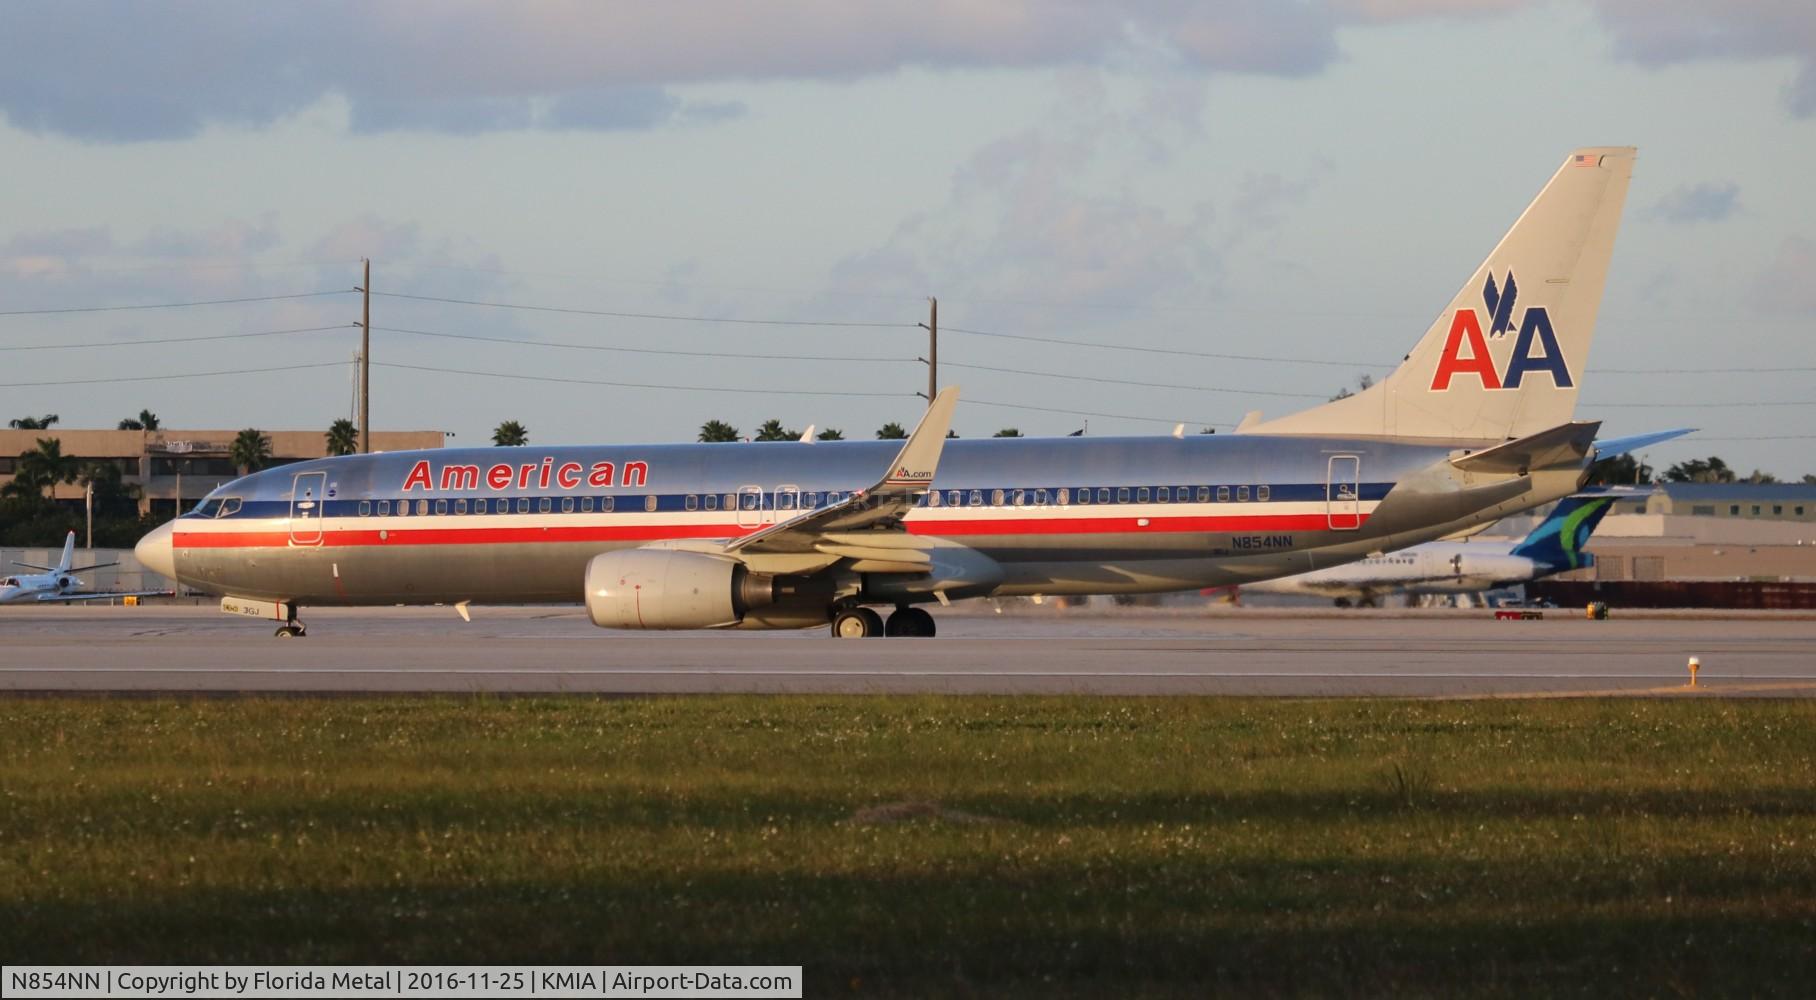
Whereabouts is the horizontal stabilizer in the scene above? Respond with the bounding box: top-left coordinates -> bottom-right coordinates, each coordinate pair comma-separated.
1450,421 -> 1600,475
1593,428 -> 1695,457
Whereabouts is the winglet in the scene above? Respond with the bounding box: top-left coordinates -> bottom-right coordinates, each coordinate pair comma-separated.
799,424 -> 816,443
879,387 -> 958,492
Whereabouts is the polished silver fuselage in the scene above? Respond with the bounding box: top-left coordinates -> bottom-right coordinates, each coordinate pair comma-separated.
157,435 -> 1542,607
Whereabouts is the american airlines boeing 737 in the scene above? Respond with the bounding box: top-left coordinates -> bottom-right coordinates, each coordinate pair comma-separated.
137,147 -> 1655,638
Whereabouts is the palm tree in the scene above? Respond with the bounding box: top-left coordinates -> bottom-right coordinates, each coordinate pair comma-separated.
698,419 -> 741,443
993,428 -> 1023,438
230,429 -> 272,474
753,419 -> 796,442
492,420 -> 529,447
9,414 -> 58,430
876,422 -> 908,440
10,438 -> 78,499
117,409 -> 161,431
325,418 -> 359,456
817,428 -> 845,441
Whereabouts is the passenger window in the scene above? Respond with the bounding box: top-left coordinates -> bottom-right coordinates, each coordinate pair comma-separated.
929,491 -> 941,507
580,497 -> 592,513
1012,489 -> 1025,507
417,500 -> 429,516
1238,486 -> 1250,502
969,490 -> 983,507
704,494 -> 718,511
724,494 -> 736,510
1036,489 -> 1048,506
645,495 -> 658,512
684,495 -> 698,511
948,491 -> 960,507
1078,488 -> 1091,506
1156,487 -> 1170,504
1057,489 -> 1069,506
1116,487 -> 1130,504
1258,486 -> 1271,502
562,497 -> 575,513
1137,487 -> 1151,503
1197,486 -> 1210,503
1217,486 -> 1230,502
358,500 -> 371,516
378,500 -> 390,515
602,497 -> 615,512
456,499 -> 468,515
517,498 -> 530,514
991,489 -> 1004,506
538,497 -> 552,513
475,499 -> 488,514
780,493 -> 796,511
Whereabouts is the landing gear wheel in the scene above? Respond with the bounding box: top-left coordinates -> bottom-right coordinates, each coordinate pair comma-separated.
831,607 -> 884,638
885,606 -> 937,638
1333,597 -> 1353,609
274,625 -> 306,638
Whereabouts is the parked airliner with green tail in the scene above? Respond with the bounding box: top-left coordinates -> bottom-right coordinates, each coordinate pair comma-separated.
137,147 -> 1682,638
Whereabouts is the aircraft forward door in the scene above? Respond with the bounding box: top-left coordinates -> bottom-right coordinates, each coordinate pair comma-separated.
1326,455 -> 1361,531
289,471 -> 328,545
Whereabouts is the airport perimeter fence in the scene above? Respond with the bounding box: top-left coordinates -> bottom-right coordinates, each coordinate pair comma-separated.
1528,580 -> 1816,610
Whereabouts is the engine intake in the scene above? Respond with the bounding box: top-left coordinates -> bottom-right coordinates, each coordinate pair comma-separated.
585,549 -> 775,630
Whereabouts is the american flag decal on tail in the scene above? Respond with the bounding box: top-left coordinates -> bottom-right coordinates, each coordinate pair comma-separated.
1571,153 -> 1600,168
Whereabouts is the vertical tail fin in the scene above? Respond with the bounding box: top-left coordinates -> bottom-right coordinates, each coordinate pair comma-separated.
1510,494 -> 1618,571
1246,147 -> 1635,441
57,531 -> 75,574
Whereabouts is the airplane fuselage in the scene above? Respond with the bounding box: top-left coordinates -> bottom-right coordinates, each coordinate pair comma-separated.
146,433 -> 1556,614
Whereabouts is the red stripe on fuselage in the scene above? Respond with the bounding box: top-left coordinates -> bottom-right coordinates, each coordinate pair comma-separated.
171,512 -> 1367,549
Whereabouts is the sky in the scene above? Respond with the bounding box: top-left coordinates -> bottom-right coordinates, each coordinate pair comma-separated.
1,0 -> 1812,478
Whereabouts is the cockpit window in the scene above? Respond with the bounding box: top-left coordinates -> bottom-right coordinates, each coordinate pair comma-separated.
192,498 -> 224,519
1,577 -> 18,587
218,497 -> 242,517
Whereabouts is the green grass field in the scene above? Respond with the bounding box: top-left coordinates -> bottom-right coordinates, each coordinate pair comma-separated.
4,696 -> 1814,996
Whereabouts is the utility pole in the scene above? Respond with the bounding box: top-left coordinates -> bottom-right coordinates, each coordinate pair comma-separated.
85,480 -> 93,550
358,258 -> 371,453
917,297 -> 938,400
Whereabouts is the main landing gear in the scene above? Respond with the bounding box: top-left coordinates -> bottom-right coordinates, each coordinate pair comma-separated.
830,605 -> 937,639
274,610 -> 307,638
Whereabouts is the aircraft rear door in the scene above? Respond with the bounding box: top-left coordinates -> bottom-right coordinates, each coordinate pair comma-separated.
735,485 -> 764,530
289,471 -> 328,545
1326,455 -> 1361,531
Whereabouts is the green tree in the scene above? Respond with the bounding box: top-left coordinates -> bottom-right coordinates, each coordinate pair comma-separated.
3,438 -> 78,500
8,413 -> 58,430
492,421 -> 529,447
1744,469 -> 1780,484
1663,456 -> 1734,484
1586,454 -> 1653,486
1804,474 -> 1816,485
117,409 -> 160,431
816,428 -> 845,441
1329,373 -> 1376,402
877,422 -> 908,440
230,429 -> 272,474
698,419 -> 741,443
79,461 -> 141,520
325,418 -> 359,456
993,428 -> 1023,438
753,419 -> 797,442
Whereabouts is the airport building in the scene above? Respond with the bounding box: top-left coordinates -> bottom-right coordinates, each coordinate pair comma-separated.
1567,483 -> 1816,583
0,428 -> 445,518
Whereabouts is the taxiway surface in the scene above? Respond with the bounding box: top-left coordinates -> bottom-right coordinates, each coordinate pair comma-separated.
3,604 -> 1812,696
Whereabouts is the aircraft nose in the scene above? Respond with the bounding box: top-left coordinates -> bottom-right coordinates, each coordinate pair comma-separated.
136,521 -> 176,581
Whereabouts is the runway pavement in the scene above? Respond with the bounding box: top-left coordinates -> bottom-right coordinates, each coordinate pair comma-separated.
3,603 -> 1813,696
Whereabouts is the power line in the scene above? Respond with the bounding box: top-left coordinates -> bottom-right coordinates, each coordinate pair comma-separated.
941,324 -> 1389,369
373,361 -> 914,398
944,361 -> 1326,399
0,362 -> 346,389
1589,400 -> 1816,408
0,290 -> 350,317
1592,365 -> 1816,374
372,290 -> 910,329
373,325 -> 916,364
0,324 -> 352,352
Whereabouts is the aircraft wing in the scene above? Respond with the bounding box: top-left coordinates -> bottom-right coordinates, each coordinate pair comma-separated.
1593,428 -> 1695,458
726,388 -> 958,558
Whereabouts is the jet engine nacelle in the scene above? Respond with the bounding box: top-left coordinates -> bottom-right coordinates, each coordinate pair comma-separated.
585,549 -> 775,630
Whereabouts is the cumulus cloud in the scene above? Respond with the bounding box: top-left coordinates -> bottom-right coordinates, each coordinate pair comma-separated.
0,1 -> 1368,142
1650,181 -> 1741,224
1591,0 -> 1816,117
